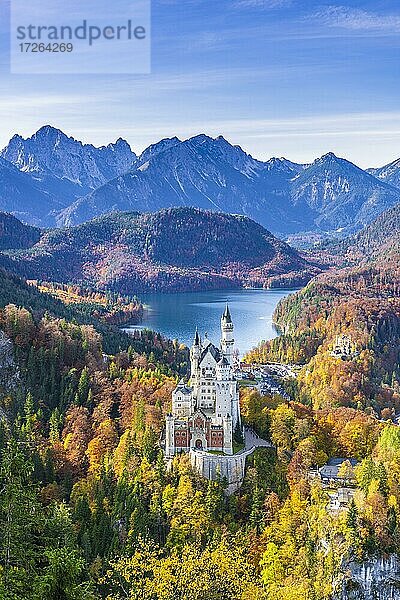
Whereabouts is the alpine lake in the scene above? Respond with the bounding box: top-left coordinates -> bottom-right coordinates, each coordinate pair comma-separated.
124,288 -> 296,355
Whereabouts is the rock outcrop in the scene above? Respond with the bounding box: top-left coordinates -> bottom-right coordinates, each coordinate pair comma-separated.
0,331 -> 20,395
338,555 -> 400,600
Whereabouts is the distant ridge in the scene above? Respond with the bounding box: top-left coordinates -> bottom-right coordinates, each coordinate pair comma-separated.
1,207 -> 319,293
333,201 -> 400,261
0,126 -> 400,237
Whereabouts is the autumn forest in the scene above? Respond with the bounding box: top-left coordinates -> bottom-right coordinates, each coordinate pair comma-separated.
0,201 -> 399,600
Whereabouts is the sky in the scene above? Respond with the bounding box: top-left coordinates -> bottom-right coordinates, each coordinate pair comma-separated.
0,0 -> 399,167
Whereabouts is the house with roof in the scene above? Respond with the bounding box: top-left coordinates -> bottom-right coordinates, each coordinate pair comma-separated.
330,334 -> 359,360
318,457 -> 358,485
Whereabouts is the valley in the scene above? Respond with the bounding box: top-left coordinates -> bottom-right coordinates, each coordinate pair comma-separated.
0,124 -> 399,600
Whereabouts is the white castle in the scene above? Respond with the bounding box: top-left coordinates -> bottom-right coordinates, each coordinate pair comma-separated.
165,305 -> 241,458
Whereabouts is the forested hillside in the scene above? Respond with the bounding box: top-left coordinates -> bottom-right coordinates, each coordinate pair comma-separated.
3,208 -> 319,293
0,185 -> 398,598
0,213 -> 40,250
0,267 -> 188,369
247,204 -> 400,413
28,281 -> 144,327
333,201 -> 400,261
0,205 -> 399,598
247,261 -> 400,414
0,266 -> 399,598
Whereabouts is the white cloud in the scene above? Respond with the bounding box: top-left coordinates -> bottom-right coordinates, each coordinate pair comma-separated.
314,5 -> 400,33
234,0 -> 291,8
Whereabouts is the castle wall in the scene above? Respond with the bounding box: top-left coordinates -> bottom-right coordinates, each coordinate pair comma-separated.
189,447 -> 256,494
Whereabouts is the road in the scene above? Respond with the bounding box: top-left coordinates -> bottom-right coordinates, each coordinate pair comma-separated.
243,426 -> 272,452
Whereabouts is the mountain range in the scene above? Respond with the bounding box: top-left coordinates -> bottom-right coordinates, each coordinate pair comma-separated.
0,207 -> 319,293
0,126 -> 136,226
62,142 -> 400,237
1,125 -> 400,238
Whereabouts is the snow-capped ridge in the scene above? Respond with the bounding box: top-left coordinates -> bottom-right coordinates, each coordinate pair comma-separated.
1,125 -> 137,194
368,156 -> 400,189
1,126 -> 400,237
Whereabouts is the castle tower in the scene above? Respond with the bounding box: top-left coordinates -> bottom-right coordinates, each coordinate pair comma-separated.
221,304 -> 234,366
190,329 -> 201,387
223,414 -> 233,455
165,414 -> 175,458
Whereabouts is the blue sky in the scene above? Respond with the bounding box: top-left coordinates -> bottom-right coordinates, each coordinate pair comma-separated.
0,0 -> 399,167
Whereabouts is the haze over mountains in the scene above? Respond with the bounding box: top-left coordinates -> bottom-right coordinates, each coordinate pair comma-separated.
1,125 -> 400,238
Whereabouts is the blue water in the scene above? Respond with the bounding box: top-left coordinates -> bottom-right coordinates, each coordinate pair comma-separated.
125,288 -> 295,356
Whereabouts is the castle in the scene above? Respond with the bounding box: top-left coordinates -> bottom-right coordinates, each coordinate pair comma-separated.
165,305 -> 241,458
330,334 -> 359,360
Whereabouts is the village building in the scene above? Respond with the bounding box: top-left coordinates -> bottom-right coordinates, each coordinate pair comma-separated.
309,457 -> 359,513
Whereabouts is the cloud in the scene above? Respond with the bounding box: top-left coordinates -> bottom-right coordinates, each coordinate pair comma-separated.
314,5 -> 400,33
233,0 -> 291,9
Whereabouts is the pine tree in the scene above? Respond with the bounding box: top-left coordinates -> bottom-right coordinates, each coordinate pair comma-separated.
346,499 -> 359,544
76,367 -> 90,406
49,407 -> 62,442
233,420 -> 244,446
0,440 -> 44,595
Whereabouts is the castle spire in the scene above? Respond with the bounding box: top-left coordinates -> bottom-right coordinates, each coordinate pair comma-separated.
221,303 -> 234,365
222,302 -> 232,324
194,328 -> 200,346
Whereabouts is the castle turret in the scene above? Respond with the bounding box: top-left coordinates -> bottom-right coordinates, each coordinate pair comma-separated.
223,414 -> 233,455
190,329 -> 201,385
192,328 -> 200,354
221,304 -> 234,365
165,414 -> 175,458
